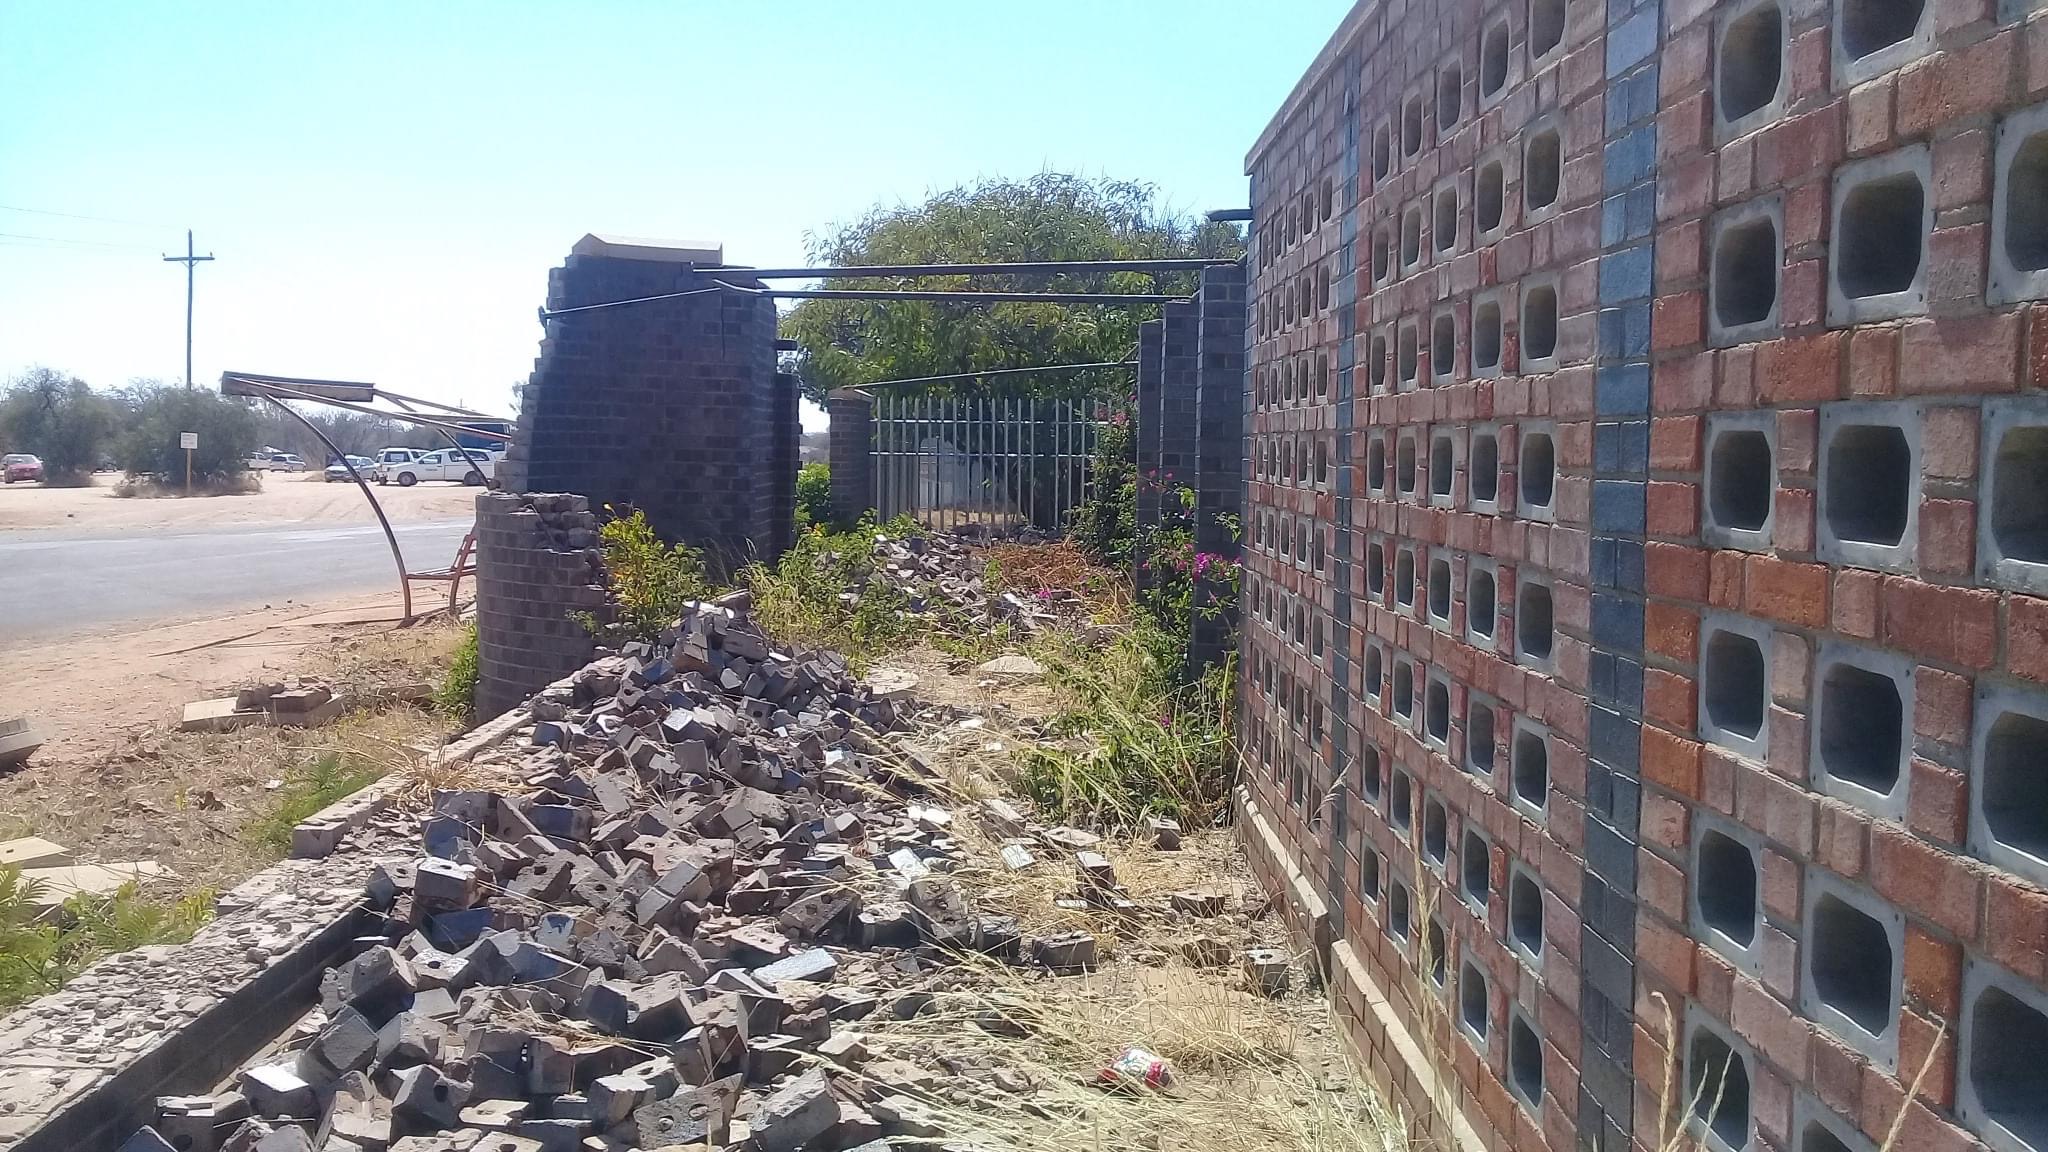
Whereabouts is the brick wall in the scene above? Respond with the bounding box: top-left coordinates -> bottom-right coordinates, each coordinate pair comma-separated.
499,237 -> 791,575
827,391 -> 875,528
1238,3 -> 2048,1152
473,491 -> 608,718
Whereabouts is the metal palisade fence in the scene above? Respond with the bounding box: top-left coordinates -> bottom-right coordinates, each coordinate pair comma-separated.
871,392 -> 1101,532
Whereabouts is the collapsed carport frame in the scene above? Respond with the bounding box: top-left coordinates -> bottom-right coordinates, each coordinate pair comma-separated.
218,370 -> 511,623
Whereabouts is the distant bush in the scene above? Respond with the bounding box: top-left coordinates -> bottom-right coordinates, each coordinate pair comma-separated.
796,460 -> 832,529
114,385 -> 261,484
0,368 -> 116,485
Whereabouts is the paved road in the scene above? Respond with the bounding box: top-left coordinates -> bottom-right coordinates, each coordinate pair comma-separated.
0,518 -> 474,646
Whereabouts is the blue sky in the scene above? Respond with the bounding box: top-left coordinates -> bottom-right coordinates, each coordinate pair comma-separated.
0,2 -> 1346,425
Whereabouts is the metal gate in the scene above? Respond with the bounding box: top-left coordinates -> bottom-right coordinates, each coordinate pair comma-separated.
872,393 -> 1101,532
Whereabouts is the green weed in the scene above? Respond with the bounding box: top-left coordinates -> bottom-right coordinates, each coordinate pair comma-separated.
246,753 -> 385,854
0,866 -> 212,1012
575,508 -> 712,644
434,619 -> 480,718
743,517 -> 924,672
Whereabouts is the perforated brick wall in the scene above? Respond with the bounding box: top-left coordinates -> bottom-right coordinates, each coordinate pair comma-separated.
1237,3 -> 2048,1152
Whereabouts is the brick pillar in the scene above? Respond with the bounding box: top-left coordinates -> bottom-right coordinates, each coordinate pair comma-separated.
472,491 -> 608,719
501,236 -> 785,575
827,391 -> 874,528
1158,302 -> 1199,499
769,372 -> 799,555
1189,261 -> 1247,678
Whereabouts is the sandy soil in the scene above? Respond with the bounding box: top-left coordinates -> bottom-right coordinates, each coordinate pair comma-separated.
0,472 -> 478,532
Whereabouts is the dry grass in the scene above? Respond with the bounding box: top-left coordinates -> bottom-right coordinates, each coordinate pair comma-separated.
0,617 -> 466,901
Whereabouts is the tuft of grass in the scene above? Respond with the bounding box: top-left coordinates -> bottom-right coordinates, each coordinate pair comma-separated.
0,866 -> 212,1012
246,752 -> 385,854
1018,623 -> 1236,828
435,620 -> 480,719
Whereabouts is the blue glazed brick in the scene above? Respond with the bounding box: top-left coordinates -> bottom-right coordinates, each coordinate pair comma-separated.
1590,706 -> 1641,775
1616,539 -> 1645,591
1592,592 -> 1645,652
1599,306 -> 1652,360
1581,923 -> 1636,1006
1597,363 -> 1651,417
1593,478 -> 1647,533
1592,537 -> 1620,587
1595,421 -> 1647,474
1592,649 -> 1616,700
1613,772 -> 1642,833
1603,127 -> 1657,192
1586,816 -> 1639,889
1607,9 -> 1658,77
1611,654 -> 1643,710
1600,245 -> 1655,305
1604,66 -> 1661,135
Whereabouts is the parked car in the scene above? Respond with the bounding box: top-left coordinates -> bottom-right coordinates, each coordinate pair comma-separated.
2,454 -> 43,483
369,447 -> 425,484
386,447 -> 496,487
323,454 -> 374,482
247,452 -> 305,472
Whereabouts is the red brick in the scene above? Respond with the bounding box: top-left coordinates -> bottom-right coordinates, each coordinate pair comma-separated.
1694,944 -> 1733,1017
1646,600 -> 1700,663
1787,26 -> 1828,103
1922,406 -> 1979,481
1637,913 -> 1697,993
1756,105 -> 1843,189
1641,725 -> 1703,799
1895,30 -> 2017,138
1645,668 -> 1697,731
1815,802 -> 1869,880
1846,327 -> 1899,397
1844,76 -> 1894,157
1702,746 -> 1739,815
1927,224 -> 1989,309
1737,766 -> 1816,855
2008,593 -> 2048,682
1718,137 -> 1755,203
2031,303 -> 2048,389
1710,550 -> 1745,608
1907,758 -> 1967,845
1780,259 -> 1824,328
1776,408 -> 1818,474
1904,923 -> 1963,1017
1644,789 -> 1691,852
1639,847 -> 1686,922
1654,355 -> 1713,412
1933,129 -> 1992,211
2031,10 -> 2048,98
1731,974 -> 1810,1076
1745,555 -> 1828,629
1985,876 -> 2048,983
1918,498 -> 1977,578
1650,415 -> 1702,471
1662,23 -> 1710,100
1774,488 -> 1815,552
1785,181 -> 1828,250
1871,825 -> 1983,940
1899,313 -> 2022,395
1658,92 -> 1711,162
1810,1031 -> 1866,1122
1771,631 -> 1810,705
1761,848 -> 1802,922
1913,666 -> 1973,748
1716,344 -> 1757,408
1767,705 -> 1809,783
1652,291 -> 1706,352
1646,541 -> 1709,600
1899,1008 -> 1958,1111
1833,568 -> 1880,640
1647,481 -> 1699,537
1880,577 -> 1998,669
1756,331 -> 1843,404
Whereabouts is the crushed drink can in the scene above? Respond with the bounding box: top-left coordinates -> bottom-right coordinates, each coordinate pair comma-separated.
1098,1046 -> 1174,1091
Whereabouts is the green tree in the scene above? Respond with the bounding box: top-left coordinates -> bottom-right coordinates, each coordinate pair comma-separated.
780,173 -> 1244,406
795,460 -> 832,529
113,383 -> 261,483
0,368 -> 116,485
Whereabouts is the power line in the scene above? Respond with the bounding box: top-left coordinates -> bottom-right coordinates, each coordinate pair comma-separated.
0,204 -> 169,229
0,230 -> 154,250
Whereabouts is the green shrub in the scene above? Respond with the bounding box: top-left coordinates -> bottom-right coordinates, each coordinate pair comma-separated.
744,516 -> 921,671
579,509 -> 712,644
795,460 -> 833,529
0,866 -> 212,1011
114,385 -> 261,483
435,620 -> 480,718
0,369 -> 116,485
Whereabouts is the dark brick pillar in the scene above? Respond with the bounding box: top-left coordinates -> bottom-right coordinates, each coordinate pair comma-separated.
473,491 -> 609,719
499,236 -> 788,575
1134,319 -> 1164,591
1158,302 -> 1199,498
827,391 -> 874,528
1189,262 -> 1247,677
769,372 -> 799,556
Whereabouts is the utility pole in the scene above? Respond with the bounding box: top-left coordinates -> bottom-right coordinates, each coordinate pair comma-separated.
162,230 -> 214,389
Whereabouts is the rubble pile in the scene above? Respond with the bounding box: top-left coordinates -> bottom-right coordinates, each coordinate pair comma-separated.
119,591 -> 1120,1152
862,531 -> 1083,634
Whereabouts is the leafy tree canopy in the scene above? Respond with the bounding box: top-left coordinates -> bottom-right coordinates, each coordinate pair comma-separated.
0,368 -> 117,485
780,174 -> 1244,406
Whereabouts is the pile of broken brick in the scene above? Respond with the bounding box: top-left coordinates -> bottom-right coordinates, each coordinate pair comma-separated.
122,590 -> 1203,1152
863,531 -> 1081,635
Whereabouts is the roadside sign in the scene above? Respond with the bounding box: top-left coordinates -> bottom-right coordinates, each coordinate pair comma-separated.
178,432 -> 198,450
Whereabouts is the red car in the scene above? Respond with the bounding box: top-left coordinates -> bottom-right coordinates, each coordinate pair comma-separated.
2,454 -> 43,483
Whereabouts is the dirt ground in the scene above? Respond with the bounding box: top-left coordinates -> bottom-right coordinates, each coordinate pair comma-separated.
0,472 -> 477,532
0,610 -> 466,898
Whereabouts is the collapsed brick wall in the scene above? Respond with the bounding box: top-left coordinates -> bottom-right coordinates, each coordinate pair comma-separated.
1239,2 -> 2048,1152
473,492 -> 608,719
498,246 -> 790,573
